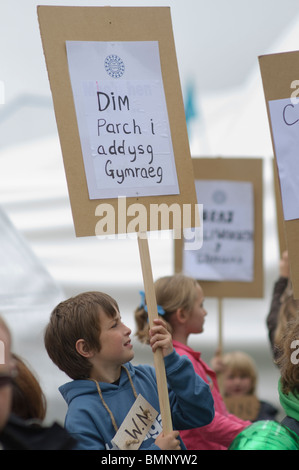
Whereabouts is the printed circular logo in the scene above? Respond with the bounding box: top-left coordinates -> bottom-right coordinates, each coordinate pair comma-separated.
104,55 -> 125,78
212,189 -> 226,204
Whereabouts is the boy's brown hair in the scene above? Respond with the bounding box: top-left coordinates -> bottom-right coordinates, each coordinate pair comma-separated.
44,292 -> 119,380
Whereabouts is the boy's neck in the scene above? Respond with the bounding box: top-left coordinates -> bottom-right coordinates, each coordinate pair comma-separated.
90,364 -> 122,383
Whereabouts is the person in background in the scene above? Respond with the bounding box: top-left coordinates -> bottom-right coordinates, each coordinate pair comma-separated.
10,353 -> 47,421
135,274 -> 251,450
0,315 -> 75,450
212,350 -> 278,422
267,250 -> 299,360
0,316 -> 15,444
229,317 -> 299,450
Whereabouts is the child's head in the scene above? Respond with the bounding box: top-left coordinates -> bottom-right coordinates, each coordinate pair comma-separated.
44,291 -> 121,380
276,318 -> 299,396
11,354 -> 47,421
274,282 -> 299,348
135,274 -> 206,344
221,351 -> 257,397
0,316 -> 15,431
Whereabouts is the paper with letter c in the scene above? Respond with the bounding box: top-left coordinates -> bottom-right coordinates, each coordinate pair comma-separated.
268,98 -> 299,221
65,40 -> 179,200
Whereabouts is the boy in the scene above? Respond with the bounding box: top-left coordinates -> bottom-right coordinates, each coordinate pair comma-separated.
44,291 -> 214,450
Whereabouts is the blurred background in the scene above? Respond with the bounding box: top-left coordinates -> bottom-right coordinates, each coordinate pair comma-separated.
1,0 -> 299,425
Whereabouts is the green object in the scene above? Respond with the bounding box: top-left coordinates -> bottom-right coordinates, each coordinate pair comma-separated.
278,379 -> 299,423
229,420 -> 299,450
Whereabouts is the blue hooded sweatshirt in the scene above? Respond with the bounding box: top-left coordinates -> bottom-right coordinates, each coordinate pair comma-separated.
59,350 -> 214,450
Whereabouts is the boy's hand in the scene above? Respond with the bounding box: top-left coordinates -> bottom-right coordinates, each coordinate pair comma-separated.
149,318 -> 173,357
155,431 -> 181,450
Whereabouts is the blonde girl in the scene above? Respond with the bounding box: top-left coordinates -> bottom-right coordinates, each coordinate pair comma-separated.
135,274 -> 251,450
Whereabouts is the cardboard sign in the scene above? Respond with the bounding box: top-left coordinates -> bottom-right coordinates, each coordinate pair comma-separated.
224,395 -> 261,421
273,157 -> 287,255
37,6 -> 198,237
112,394 -> 158,450
175,158 -> 264,298
259,51 -> 299,298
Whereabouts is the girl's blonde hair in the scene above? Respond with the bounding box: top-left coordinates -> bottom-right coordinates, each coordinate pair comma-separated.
222,351 -> 257,395
135,274 -> 199,344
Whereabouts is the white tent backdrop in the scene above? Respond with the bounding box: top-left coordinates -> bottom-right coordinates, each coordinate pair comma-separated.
1,0 -> 299,425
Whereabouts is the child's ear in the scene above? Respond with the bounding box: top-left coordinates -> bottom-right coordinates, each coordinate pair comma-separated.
76,339 -> 93,358
175,308 -> 188,324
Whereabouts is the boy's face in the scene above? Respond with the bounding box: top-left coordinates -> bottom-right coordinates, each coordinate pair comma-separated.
95,309 -> 134,370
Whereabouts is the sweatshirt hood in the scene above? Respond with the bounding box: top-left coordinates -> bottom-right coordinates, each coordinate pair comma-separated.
278,378 -> 299,421
59,362 -> 136,405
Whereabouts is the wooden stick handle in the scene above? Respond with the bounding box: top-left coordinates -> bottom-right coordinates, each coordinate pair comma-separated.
137,231 -> 173,434
217,297 -> 224,393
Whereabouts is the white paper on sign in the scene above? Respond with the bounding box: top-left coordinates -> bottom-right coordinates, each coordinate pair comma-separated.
112,394 -> 158,450
268,98 -> 299,221
65,41 -> 179,200
183,180 -> 254,282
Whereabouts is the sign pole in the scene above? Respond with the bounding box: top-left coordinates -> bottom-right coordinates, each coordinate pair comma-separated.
217,297 -> 224,392
218,297 -> 223,356
137,231 -> 173,435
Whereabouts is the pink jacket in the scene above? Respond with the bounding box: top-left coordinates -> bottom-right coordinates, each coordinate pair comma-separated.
173,341 -> 251,450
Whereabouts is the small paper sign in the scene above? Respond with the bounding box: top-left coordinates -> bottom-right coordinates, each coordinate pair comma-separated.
224,395 -> 260,421
112,394 -> 158,450
183,179 -> 254,282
